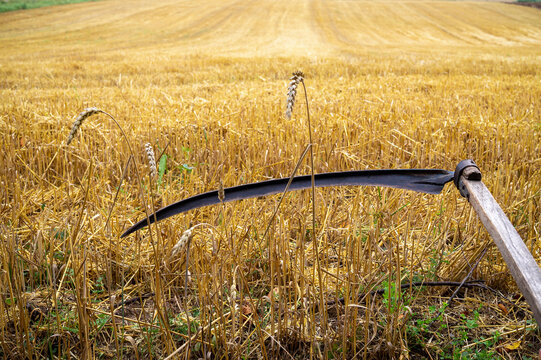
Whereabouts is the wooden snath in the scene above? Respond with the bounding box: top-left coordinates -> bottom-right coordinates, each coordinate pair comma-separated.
455,160 -> 541,326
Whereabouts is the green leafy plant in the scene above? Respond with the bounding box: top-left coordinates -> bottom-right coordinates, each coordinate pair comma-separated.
158,153 -> 168,186
0,0 -> 100,13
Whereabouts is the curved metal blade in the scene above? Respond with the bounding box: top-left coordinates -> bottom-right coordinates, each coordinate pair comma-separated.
121,169 -> 453,238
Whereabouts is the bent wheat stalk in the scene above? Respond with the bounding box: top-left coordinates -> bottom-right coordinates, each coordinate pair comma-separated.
285,70 -> 327,347
65,107 -> 174,349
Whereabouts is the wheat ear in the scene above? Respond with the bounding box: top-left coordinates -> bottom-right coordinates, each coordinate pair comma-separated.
171,227 -> 194,258
144,143 -> 157,178
285,71 -> 304,119
218,180 -> 225,203
66,107 -> 102,145
170,223 -> 212,258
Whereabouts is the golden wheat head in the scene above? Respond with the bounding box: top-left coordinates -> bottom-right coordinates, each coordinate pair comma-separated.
171,227 -> 194,258
144,143 -> 157,178
66,107 -> 102,145
285,71 -> 304,120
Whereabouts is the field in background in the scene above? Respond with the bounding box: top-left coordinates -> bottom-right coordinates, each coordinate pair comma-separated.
1,0 -> 540,358
0,0 -> 98,13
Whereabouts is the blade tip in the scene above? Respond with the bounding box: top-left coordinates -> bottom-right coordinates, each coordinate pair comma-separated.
120,225 -> 138,238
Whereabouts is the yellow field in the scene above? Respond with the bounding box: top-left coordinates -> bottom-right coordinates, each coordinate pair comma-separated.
1,0 -> 540,358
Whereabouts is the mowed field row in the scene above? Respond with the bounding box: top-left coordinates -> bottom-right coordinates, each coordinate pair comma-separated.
1,0 -> 541,57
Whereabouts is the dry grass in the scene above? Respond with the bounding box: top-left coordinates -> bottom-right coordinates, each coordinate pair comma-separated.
0,0 -> 540,359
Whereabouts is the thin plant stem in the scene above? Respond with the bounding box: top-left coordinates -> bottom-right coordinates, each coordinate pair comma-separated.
184,235 -> 192,360
300,79 -> 328,350
74,109 -> 174,352
261,144 -> 311,241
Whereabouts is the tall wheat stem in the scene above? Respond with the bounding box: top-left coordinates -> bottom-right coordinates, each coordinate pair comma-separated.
299,79 -> 329,352
66,108 -> 173,352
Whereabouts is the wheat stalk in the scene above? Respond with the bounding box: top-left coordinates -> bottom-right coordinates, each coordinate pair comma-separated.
66,107 -> 102,145
144,143 -> 157,178
285,71 -> 304,119
285,70 -> 330,349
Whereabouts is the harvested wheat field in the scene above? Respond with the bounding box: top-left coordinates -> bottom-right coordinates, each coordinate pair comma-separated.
1,0 -> 541,358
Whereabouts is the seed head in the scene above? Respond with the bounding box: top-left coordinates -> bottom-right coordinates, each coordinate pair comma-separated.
218,180 -> 225,203
230,284 -> 237,300
171,227 -> 194,258
229,276 -> 238,311
144,143 -> 157,178
66,107 -> 102,145
285,71 -> 304,120
230,280 -> 237,302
